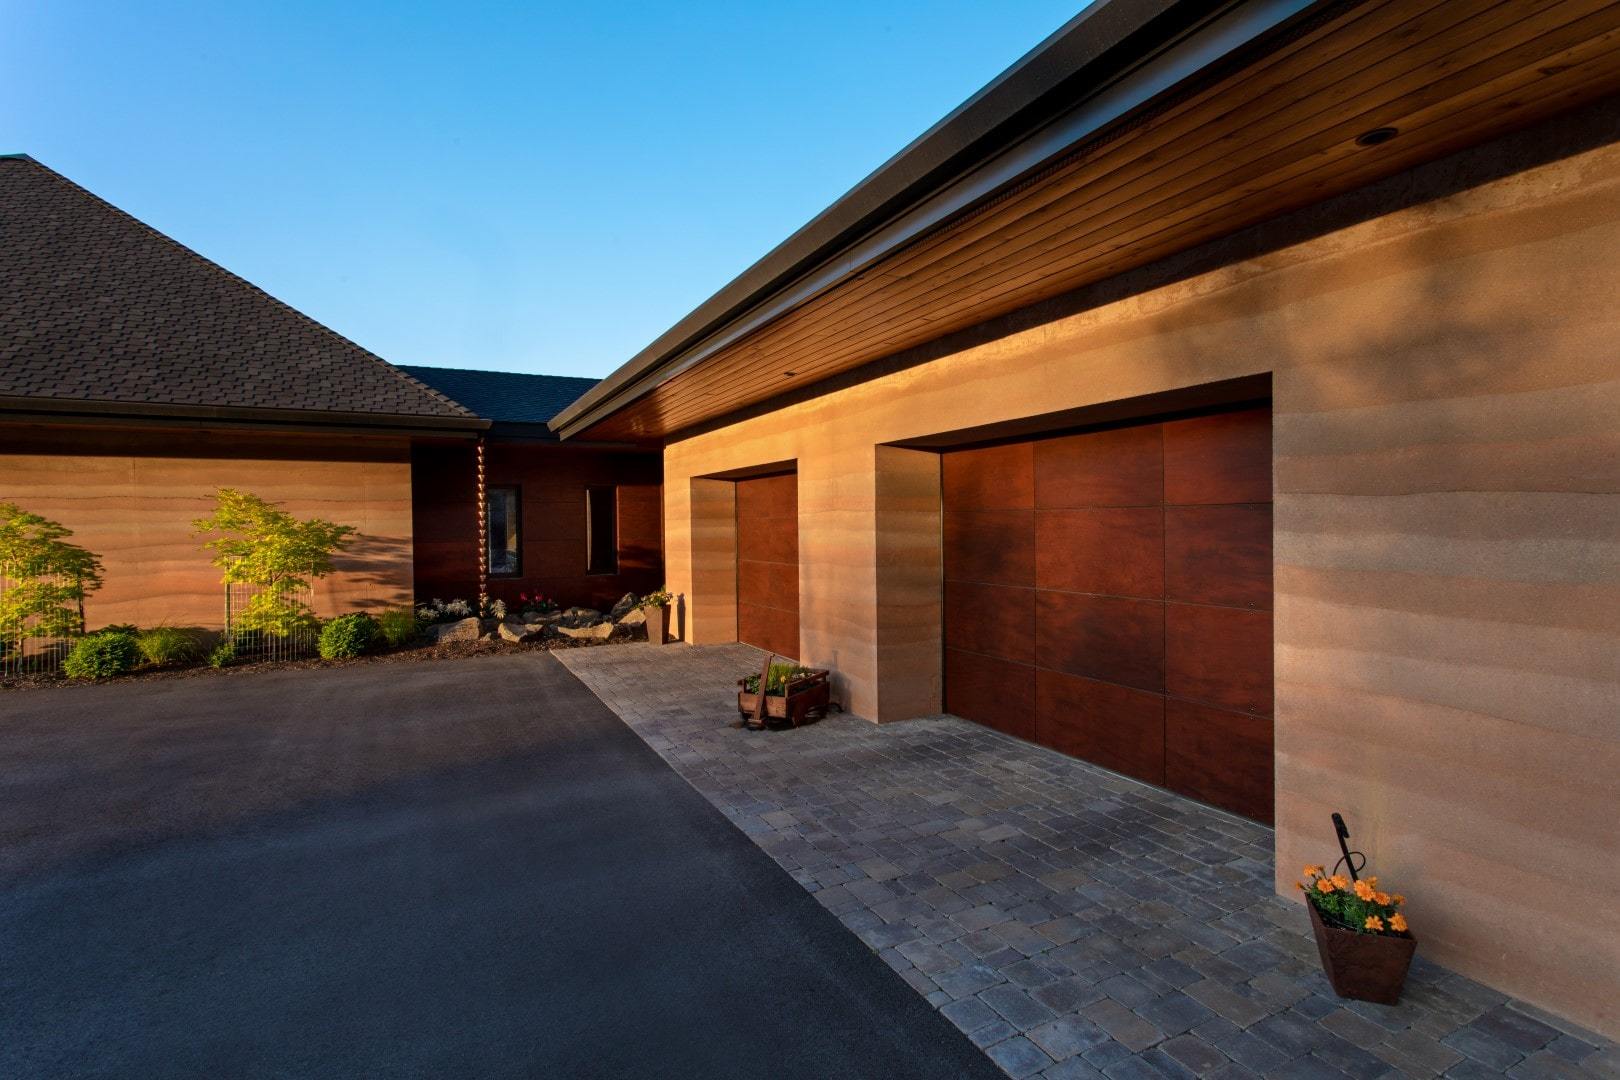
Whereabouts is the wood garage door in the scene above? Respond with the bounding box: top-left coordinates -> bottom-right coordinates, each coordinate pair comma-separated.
736,472 -> 799,659
942,405 -> 1274,822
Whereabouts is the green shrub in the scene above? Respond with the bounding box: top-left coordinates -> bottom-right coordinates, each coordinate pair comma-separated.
136,626 -> 201,666
318,612 -> 380,660
208,638 -> 236,669
376,606 -> 420,648
62,631 -> 142,679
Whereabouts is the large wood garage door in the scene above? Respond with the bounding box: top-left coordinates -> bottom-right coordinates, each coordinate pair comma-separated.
942,405 -> 1273,822
736,472 -> 799,659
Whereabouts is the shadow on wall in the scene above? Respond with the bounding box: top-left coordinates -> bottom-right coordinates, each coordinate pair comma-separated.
329,533 -> 413,612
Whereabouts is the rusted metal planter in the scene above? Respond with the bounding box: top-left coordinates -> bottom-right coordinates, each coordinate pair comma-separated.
736,669 -> 831,729
1308,902 -> 1416,1005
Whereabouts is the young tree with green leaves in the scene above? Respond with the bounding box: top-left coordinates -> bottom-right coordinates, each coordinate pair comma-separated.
192,489 -> 356,638
0,503 -> 105,661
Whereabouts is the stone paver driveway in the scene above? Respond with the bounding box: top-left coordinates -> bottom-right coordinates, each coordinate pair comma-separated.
560,643 -> 1620,1080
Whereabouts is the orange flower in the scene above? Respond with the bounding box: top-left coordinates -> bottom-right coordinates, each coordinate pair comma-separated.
1315,878 -> 1336,894
1364,915 -> 1384,931
1353,880 -> 1376,901
1389,913 -> 1408,933
1295,881 -> 1307,891
1393,894 -> 1406,906
1303,865 -> 1324,877
1331,874 -> 1350,891
1365,876 -> 1379,889
1374,891 -> 1392,906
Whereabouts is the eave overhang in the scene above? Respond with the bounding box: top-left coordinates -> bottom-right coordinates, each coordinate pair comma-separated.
0,395 -> 492,439
551,0 -> 1620,442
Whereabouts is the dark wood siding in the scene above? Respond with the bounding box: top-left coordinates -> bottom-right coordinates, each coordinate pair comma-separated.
943,404 -> 1274,822
411,441 -> 662,611
735,472 -> 799,659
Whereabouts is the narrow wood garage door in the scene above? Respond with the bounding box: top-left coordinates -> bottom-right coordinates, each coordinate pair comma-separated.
942,405 -> 1274,822
736,472 -> 799,659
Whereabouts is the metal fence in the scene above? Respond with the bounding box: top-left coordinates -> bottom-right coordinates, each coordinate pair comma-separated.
223,572 -> 319,664
0,565 -> 84,678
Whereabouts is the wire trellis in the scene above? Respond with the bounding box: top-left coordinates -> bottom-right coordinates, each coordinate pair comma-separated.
0,564 -> 84,678
222,570 -> 319,664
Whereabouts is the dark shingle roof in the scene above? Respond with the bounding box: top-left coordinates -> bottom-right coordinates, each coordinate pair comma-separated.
0,155 -> 478,427
397,366 -> 599,432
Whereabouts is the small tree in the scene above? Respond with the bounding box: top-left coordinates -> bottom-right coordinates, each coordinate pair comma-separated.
0,503 -> 105,658
192,489 -> 355,638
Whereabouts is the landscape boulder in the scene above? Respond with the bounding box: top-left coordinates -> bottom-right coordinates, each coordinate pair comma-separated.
559,607 -> 605,628
498,620 -> 550,644
609,593 -> 638,620
616,607 -> 647,627
558,622 -> 615,642
426,617 -> 482,644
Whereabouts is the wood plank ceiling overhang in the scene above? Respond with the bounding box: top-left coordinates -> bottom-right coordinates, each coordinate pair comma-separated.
561,0 -> 1620,443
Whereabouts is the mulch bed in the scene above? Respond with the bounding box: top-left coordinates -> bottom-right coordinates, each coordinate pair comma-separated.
0,624 -> 645,693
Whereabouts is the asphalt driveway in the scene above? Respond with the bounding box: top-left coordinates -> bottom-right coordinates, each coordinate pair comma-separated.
0,654 -> 1001,1079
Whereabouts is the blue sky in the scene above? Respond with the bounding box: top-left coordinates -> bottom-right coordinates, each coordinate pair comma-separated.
1,1 -> 1082,379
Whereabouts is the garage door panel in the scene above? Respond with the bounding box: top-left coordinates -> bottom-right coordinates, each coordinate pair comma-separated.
736,473 -> 798,517
737,473 -> 799,659
1035,591 -> 1164,692
738,558 -> 797,609
738,602 -> 798,660
1163,407 -> 1271,505
1036,507 -> 1164,597
946,649 -> 1035,740
1165,699 -> 1274,821
1035,423 -> 1162,508
1037,669 -> 1164,785
944,580 -> 1034,663
1165,504 -> 1272,609
943,442 -> 1033,510
1165,604 -> 1273,716
944,403 -> 1273,824
738,516 -> 797,564
944,510 -> 1034,586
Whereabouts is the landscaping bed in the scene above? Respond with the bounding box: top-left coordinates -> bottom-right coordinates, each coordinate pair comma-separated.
2,597 -> 659,692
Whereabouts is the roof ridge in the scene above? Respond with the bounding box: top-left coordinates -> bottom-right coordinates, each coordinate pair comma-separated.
1,156 -> 476,420
402,363 -> 599,382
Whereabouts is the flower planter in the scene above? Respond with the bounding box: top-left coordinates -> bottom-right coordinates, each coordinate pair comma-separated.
1307,901 -> 1416,1005
639,604 -> 671,645
736,668 -> 831,729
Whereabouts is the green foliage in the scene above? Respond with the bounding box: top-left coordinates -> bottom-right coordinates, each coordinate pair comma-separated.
318,612 -> 380,660
208,638 -> 237,669
376,606 -> 421,648
193,489 -> 355,638
636,587 -> 673,609
0,502 -> 105,649
62,631 -> 141,679
1301,866 -> 1410,936
136,626 -> 202,666
743,662 -> 812,696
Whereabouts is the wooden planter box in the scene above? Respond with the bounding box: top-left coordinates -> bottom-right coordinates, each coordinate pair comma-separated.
1308,901 -> 1416,1005
736,669 -> 831,729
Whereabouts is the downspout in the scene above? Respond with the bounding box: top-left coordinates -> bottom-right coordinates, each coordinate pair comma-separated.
476,436 -> 488,612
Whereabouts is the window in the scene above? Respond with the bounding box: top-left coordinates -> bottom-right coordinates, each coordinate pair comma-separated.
586,486 -> 618,575
487,487 -> 520,577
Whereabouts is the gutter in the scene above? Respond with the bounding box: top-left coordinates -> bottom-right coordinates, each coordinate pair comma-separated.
0,395 -> 492,437
550,0 -> 1326,440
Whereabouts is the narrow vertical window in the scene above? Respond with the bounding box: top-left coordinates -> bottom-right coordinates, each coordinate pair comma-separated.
487,487 -> 521,577
586,486 -> 618,575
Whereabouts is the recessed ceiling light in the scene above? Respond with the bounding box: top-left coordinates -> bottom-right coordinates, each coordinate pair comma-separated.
783,370 -> 797,377
1355,126 -> 1399,147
